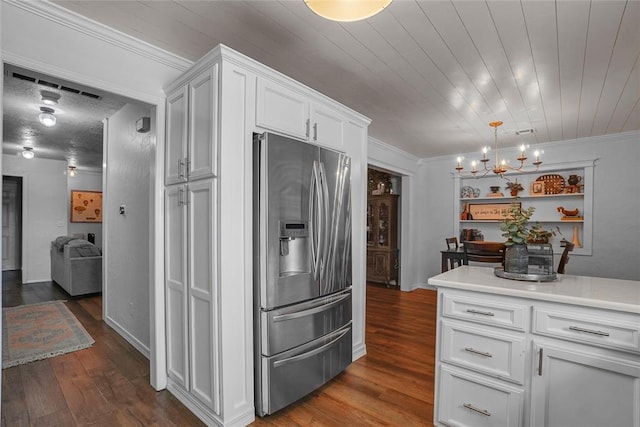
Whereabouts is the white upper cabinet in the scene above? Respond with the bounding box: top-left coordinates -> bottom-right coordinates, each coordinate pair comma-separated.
166,65 -> 218,185
166,86 -> 189,185
256,77 -> 345,150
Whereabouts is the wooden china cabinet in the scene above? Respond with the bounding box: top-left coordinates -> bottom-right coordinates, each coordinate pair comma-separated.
366,194 -> 399,286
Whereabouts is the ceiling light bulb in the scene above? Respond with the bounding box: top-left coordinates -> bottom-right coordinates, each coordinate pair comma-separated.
21,147 -> 35,159
304,0 -> 392,22
68,166 -> 76,177
41,90 -> 60,105
38,107 -> 56,127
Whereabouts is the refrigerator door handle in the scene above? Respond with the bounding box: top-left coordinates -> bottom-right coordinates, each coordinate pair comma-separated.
309,161 -> 321,280
318,161 -> 331,292
272,292 -> 350,322
272,325 -> 351,368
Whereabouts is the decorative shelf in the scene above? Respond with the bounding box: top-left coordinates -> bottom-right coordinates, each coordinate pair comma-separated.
461,193 -> 584,202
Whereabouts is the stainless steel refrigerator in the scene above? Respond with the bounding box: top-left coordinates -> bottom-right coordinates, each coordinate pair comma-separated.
253,132 -> 352,416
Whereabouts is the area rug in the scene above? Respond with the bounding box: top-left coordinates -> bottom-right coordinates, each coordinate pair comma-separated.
2,301 -> 94,369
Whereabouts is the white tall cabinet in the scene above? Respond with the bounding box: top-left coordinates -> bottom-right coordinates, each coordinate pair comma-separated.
164,45 -> 370,426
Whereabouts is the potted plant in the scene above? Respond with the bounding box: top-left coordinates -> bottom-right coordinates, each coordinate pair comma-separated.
505,180 -> 524,197
500,202 -> 535,273
527,222 -> 556,244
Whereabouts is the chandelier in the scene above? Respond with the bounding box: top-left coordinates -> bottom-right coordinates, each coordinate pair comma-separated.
455,121 -> 542,178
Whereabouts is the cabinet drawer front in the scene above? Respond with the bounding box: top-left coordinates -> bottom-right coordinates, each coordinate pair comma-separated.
438,365 -> 524,427
441,321 -> 526,384
533,307 -> 640,353
442,293 -> 527,331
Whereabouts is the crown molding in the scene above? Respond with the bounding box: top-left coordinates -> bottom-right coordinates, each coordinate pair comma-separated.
4,0 -> 193,72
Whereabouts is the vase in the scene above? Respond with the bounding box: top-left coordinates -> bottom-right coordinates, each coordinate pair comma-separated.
572,225 -> 582,248
510,189 -> 519,197
504,243 -> 529,274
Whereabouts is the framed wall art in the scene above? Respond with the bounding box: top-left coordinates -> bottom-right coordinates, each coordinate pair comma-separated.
70,190 -> 103,223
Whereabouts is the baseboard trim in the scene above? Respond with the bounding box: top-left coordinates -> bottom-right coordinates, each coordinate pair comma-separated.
104,315 -> 150,359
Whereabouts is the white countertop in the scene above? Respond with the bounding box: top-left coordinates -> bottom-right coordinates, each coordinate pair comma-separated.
428,266 -> 640,314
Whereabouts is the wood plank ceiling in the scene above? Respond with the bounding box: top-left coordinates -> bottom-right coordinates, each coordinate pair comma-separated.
53,0 -> 639,159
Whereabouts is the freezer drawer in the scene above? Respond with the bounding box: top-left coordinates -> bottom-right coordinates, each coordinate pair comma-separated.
257,323 -> 352,416
260,290 -> 351,356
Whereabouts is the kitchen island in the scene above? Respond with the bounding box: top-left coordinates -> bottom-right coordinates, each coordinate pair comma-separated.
427,266 -> 640,427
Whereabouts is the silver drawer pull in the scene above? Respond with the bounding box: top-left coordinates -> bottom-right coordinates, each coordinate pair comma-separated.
464,347 -> 493,358
465,309 -> 495,317
463,403 -> 491,417
569,326 -> 610,337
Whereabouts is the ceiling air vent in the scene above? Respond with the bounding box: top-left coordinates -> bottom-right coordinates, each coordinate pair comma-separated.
11,71 -> 102,100
12,72 -> 36,83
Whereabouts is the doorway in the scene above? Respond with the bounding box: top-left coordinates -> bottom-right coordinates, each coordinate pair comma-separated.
366,167 -> 402,288
2,176 -> 22,272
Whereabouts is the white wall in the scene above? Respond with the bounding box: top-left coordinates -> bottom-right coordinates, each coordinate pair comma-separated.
104,103 -> 153,354
368,137 -> 421,290
67,170 -> 103,247
2,155 -> 68,283
418,131 -> 640,282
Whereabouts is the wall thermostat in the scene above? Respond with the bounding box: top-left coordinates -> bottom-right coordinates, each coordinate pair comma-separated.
136,117 -> 150,133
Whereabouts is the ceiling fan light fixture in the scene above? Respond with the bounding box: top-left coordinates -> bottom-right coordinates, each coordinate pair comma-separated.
304,0 -> 392,22
38,107 -> 57,127
21,146 -> 35,159
41,90 -> 60,106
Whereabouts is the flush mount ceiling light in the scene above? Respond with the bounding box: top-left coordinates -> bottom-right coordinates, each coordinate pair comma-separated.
41,90 -> 61,106
21,146 -> 35,159
38,107 -> 57,127
68,165 -> 77,177
304,0 -> 392,22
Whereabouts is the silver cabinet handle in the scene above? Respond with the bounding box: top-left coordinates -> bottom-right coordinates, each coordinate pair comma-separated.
463,403 -> 491,417
569,326 -> 610,336
184,157 -> 190,179
465,309 -> 495,317
178,158 -> 184,179
538,348 -> 544,376
305,118 -> 310,138
313,122 -> 318,141
178,187 -> 184,206
464,347 -> 492,358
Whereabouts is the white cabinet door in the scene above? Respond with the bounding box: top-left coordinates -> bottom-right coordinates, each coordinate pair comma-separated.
187,179 -> 219,413
165,185 -> 189,388
166,86 -> 189,185
256,77 -> 309,140
188,65 -> 218,181
531,342 -> 640,427
310,103 -> 344,150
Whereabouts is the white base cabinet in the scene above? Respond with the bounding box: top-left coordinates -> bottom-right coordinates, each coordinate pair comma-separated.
434,287 -> 640,427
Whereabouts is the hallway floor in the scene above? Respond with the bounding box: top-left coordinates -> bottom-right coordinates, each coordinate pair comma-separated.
1,272 -> 203,426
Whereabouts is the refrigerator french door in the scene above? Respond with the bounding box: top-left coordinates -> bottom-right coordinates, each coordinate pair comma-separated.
253,132 -> 352,416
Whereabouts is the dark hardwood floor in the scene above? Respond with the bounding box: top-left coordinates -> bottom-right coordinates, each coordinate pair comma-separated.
1,271 -> 203,427
251,283 -> 437,426
3,274 -> 437,426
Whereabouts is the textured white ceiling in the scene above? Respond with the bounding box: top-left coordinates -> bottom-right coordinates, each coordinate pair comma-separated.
4,0 -> 639,165
2,65 -> 134,170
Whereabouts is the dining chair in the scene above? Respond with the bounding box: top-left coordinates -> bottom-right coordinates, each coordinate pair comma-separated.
445,237 -> 459,251
463,241 -> 506,265
557,241 -> 575,274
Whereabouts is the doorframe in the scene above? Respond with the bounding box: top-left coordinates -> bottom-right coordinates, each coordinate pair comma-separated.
2,175 -> 23,272
0,44 -> 176,392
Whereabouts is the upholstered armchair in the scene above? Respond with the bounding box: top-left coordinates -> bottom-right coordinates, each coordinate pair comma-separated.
50,236 -> 102,296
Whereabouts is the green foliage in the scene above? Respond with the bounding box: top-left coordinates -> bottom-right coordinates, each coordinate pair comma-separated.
527,222 -> 556,243
500,202 -> 535,246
